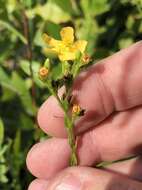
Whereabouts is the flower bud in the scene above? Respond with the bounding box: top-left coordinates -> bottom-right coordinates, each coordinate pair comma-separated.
72,104 -> 81,115
82,54 -> 91,64
39,66 -> 49,81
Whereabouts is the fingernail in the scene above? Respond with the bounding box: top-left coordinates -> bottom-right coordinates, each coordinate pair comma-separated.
55,174 -> 82,190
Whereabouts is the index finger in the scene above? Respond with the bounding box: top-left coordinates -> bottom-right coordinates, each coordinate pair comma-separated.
38,41 -> 142,137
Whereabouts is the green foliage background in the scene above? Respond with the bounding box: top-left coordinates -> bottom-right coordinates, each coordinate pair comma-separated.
0,0 -> 142,189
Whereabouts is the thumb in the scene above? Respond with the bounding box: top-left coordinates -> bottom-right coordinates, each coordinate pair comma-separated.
41,167 -> 142,190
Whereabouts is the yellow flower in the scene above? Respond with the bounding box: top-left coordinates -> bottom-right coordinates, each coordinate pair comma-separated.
43,27 -> 87,61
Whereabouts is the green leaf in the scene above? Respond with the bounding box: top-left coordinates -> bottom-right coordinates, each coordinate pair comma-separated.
34,22 -> 60,47
44,22 -> 61,39
91,0 -> 110,15
1,87 -> 15,102
11,72 -> 35,115
23,0 -> 32,7
44,58 -> 50,69
118,32 -> 134,49
26,2 -> 71,24
0,20 -> 27,44
7,0 -> 18,13
20,60 -> 39,76
0,67 -> 10,82
0,118 -> 4,146
20,113 -> 34,130
0,173 -> 8,183
52,63 -> 62,80
81,0 -> 110,16
50,0 -> 74,15
75,18 -> 99,55
61,61 -> 70,76
118,38 -> 134,49
0,144 -> 10,157
20,59 -> 45,88
0,161 -> 8,183
13,130 -> 21,156
80,0 -> 90,16
0,67 -> 19,93
126,16 -> 135,30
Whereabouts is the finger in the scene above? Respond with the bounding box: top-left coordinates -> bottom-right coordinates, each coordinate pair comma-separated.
27,157 -> 142,190
27,107 -> 142,179
26,138 -> 71,179
28,179 -> 49,190
38,41 -> 142,137
104,156 -> 142,182
46,167 -> 142,190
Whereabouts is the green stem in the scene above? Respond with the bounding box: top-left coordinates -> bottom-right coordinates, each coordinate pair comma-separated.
55,96 -> 78,165
64,114 -> 78,166
46,81 -> 78,166
46,82 -> 64,109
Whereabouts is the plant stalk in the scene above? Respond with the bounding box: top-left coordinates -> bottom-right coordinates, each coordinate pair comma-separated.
46,82 -> 78,166
22,7 -> 36,109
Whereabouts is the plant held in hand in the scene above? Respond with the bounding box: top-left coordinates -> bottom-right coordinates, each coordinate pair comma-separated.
39,27 -> 91,166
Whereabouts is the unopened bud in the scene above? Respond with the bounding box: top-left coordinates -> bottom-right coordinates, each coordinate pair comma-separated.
82,54 -> 91,64
39,66 -> 49,81
72,104 -> 81,115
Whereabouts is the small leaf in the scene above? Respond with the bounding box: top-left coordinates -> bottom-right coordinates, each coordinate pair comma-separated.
20,60 -> 39,76
13,130 -> 21,157
11,72 -> 35,115
7,0 -> 18,13
20,59 -> 45,88
0,20 -> 27,44
51,63 -> 62,80
26,2 -> 71,24
50,0 -> 74,15
0,118 -> 4,146
0,67 -> 18,93
44,58 -> 50,69
61,61 -> 70,76
81,0 -> 110,16
1,87 -> 15,102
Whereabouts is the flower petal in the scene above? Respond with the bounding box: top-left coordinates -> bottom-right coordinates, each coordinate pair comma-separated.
43,47 -> 58,57
42,33 -> 61,47
60,27 -> 74,44
59,52 -> 76,61
43,47 -> 58,54
73,40 -> 87,53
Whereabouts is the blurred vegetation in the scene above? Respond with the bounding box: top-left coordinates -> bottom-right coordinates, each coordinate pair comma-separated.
0,0 -> 142,189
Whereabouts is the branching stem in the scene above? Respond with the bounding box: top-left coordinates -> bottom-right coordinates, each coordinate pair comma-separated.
46,82 -> 78,166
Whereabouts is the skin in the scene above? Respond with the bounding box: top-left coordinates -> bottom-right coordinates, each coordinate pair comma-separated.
27,41 -> 142,190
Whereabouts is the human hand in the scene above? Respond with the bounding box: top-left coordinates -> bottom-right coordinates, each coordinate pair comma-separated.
27,41 -> 142,190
